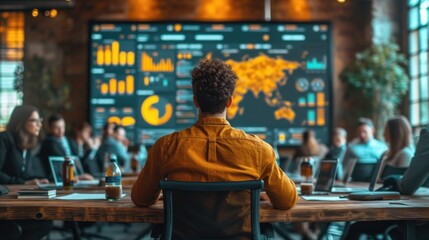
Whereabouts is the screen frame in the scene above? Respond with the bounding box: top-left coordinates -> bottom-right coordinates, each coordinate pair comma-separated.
87,20 -> 334,147
314,158 -> 338,192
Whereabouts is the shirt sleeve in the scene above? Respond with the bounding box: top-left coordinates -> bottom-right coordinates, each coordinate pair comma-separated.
131,137 -> 165,207
0,133 -> 24,184
260,142 -> 298,210
398,128 -> 429,195
0,134 -> 12,184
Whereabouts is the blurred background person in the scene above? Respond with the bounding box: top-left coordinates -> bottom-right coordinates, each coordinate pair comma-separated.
343,126 -> 428,240
0,105 -> 48,184
378,116 -> 414,180
70,121 -> 99,159
96,124 -> 130,173
294,129 -> 328,160
39,114 -> 93,181
343,117 -> 387,164
324,127 -> 348,179
292,129 -> 328,240
70,121 -> 100,174
0,105 -> 52,240
101,121 -> 117,142
39,114 -> 72,180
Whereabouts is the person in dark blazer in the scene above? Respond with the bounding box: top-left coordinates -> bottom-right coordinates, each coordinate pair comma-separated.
39,114 -> 94,181
0,105 -> 48,184
39,114 -> 76,181
0,105 -> 52,240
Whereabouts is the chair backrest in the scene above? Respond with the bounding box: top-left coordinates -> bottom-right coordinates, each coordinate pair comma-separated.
160,180 -> 264,240
380,165 -> 408,180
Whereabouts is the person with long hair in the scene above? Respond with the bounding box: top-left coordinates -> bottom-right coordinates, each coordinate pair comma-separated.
294,129 -> 328,160
381,115 -> 414,172
0,105 -> 48,184
0,105 -> 52,240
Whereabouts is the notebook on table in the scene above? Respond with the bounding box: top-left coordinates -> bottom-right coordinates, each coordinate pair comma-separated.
38,156 -> 100,190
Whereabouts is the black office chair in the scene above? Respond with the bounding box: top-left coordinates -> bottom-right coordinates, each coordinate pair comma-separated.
350,162 -> 377,182
152,180 -> 273,240
380,165 -> 408,180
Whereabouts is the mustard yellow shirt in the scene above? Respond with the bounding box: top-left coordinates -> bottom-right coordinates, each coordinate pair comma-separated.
131,117 -> 298,210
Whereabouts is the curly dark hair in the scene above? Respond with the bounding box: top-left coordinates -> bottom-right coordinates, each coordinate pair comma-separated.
191,59 -> 238,114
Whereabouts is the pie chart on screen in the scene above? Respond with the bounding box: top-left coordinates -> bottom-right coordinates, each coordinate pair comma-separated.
141,95 -> 173,126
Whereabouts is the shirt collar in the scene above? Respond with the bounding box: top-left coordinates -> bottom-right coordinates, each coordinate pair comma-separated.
195,117 -> 230,126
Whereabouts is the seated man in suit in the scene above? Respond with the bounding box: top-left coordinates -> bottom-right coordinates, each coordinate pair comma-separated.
39,114 -> 93,181
131,59 -> 298,238
341,118 -> 387,180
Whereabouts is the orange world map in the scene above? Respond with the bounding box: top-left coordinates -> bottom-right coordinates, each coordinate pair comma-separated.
225,54 -> 301,123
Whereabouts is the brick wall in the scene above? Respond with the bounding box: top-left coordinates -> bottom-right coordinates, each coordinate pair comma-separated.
24,0 -> 382,136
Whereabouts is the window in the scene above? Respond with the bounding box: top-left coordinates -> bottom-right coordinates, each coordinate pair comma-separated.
0,13 -> 24,131
408,0 -> 429,130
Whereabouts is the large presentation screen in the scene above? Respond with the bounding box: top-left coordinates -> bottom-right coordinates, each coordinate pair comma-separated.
89,22 -> 332,146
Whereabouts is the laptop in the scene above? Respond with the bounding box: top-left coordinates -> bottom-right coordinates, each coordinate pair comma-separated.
331,153 -> 385,193
314,159 -> 338,193
38,156 -> 100,189
296,159 -> 338,195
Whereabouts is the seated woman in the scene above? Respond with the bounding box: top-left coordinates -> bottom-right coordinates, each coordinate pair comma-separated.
378,116 -> 414,181
0,105 -> 52,240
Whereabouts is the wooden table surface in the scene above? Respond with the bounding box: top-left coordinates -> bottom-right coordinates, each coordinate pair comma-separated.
1,185 -> 429,223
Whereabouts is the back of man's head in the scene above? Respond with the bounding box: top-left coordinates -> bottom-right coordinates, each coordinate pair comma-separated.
191,59 -> 238,114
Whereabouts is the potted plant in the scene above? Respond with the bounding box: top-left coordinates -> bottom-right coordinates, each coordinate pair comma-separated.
19,55 -> 71,119
340,42 -> 410,138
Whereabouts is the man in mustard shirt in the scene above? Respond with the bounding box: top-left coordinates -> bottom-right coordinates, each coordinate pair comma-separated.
131,59 -> 298,238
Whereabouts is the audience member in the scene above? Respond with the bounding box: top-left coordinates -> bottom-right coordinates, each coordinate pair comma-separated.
70,121 -> 100,173
131,59 -> 298,238
39,114 -> 93,181
70,121 -> 100,159
292,130 -> 328,240
101,121 -> 117,141
379,116 -> 414,179
96,124 -> 130,172
341,118 -> 387,180
0,105 -> 52,240
343,126 -> 429,240
324,127 -> 348,179
295,129 -> 328,159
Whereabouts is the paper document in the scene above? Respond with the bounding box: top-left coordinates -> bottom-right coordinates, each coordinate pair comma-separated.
57,193 -> 126,200
301,196 -> 348,201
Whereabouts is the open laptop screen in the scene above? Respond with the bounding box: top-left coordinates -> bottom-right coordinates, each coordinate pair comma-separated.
314,159 -> 338,192
48,156 -> 83,185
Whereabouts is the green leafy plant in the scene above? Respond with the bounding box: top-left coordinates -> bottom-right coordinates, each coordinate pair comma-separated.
21,55 -> 71,118
340,42 -> 410,137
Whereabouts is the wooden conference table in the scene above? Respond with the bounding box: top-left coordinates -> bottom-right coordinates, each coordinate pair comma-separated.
1,185 -> 429,239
